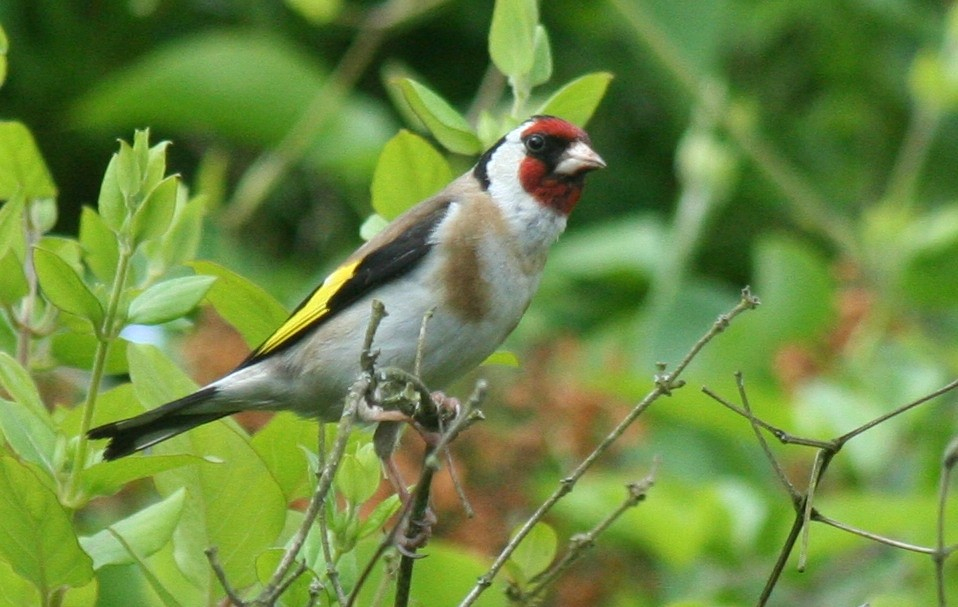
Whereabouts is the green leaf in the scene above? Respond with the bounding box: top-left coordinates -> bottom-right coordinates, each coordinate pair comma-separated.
81,454 -> 208,498
79,206 -> 119,284
0,121 -> 57,199
506,522 -> 557,585
0,559 -> 40,607
0,352 -> 50,421
37,235 -> 83,272
335,443 -> 381,505
51,333 -> 128,375
0,250 -> 28,305
254,548 -> 317,607
396,79 -> 481,155
131,175 -> 179,246
0,456 -> 94,593
33,246 -> 104,326
156,193 -> 205,269
70,31 -> 395,178
144,140 -> 171,193
115,140 -> 140,201
128,342 -> 198,406
127,343 -> 285,589
79,489 -> 187,570
0,192 -> 26,258
146,408 -> 285,587
371,130 -> 453,220
482,349 -> 520,367
127,275 -> 216,325
489,0 -> 539,79
250,412 -> 317,502
357,494 -> 401,539
187,260 -> 288,348
535,72 -> 614,127
97,153 -> 126,232
0,397 -> 56,475
359,213 -> 389,241
528,26 -> 553,87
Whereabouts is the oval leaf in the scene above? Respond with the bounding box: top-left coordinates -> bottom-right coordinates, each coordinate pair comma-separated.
33,247 -> 104,326
0,456 -> 94,591
536,72 -> 614,127
0,121 -> 57,199
79,488 -> 186,570
489,0 -> 538,79
0,397 -> 56,475
396,79 -> 481,155
529,25 -> 553,87
79,206 -> 120,284
128,274 -> 216,325
0,353 -> 47,422
507,522 -> 557,584
131,175 -> 179,246
0,250 -> 28,305
0,191 -> 26,259
371,130 -> 453,220
187,260 -> 288,348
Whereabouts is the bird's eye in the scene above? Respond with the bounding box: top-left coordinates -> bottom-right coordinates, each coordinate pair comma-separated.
525,134 -> 546,153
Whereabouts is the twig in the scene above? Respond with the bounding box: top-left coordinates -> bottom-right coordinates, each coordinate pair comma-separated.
223,0 -> 448,227
733,373 -> 801,503
936,436 -> 958,606
811,512 -> 939,556
519,465 -> 658,604
246,301 -> 388,605
707,375 -> 958,605
205,547 -> 248,607
457,288 -> 759,607
607,0 -> 858,255
837,379 -> 958,444
317,421 -> 349,606
394,381 -> 487,607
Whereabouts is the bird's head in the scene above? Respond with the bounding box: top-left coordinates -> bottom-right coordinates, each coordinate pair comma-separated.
475,115 -> 605,216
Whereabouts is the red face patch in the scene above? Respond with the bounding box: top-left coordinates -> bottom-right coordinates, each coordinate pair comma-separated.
518,117 -> 591,215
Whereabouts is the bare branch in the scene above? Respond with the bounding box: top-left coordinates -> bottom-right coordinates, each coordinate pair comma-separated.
458,289 -> 759,607
520,465 -> 657,603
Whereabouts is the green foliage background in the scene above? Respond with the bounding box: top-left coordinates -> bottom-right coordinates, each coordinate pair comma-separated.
2,0 -> 958,605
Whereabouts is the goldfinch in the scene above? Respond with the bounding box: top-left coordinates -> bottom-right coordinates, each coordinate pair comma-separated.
89,115 -> 605,460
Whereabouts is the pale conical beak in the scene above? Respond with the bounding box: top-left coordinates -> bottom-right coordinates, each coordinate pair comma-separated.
555,140 -> 607,176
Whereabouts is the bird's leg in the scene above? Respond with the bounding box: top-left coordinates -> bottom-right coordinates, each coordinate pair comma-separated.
372,421 -> 435,552
359,377 -> 463,551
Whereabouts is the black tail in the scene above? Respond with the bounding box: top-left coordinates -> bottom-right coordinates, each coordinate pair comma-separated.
88,387 -> 234,460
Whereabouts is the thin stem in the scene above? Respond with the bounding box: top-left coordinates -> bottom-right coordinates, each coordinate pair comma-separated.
810,512 -> 937,556
458,289 -> 758,607
224,0 -> 448,228
838,379 -> 958,443
205,547 -> 248,607
257,377 -> 362,604
609,0 -> 857,255
317,422 -> 349,606
522,468 -> 656,603
67,239 -> 134,505
883,104 -> 941,210
936,438 -> 958,606
733,373 -> 801,503
16,200 -> 41,366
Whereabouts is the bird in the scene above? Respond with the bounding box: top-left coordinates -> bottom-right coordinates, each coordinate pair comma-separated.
88,115 -> 605,468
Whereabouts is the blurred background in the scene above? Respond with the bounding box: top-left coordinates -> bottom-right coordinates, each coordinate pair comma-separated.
3,0 -> 958,605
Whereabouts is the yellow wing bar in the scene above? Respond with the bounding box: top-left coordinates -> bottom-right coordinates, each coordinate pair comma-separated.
253,259 -> 361,358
